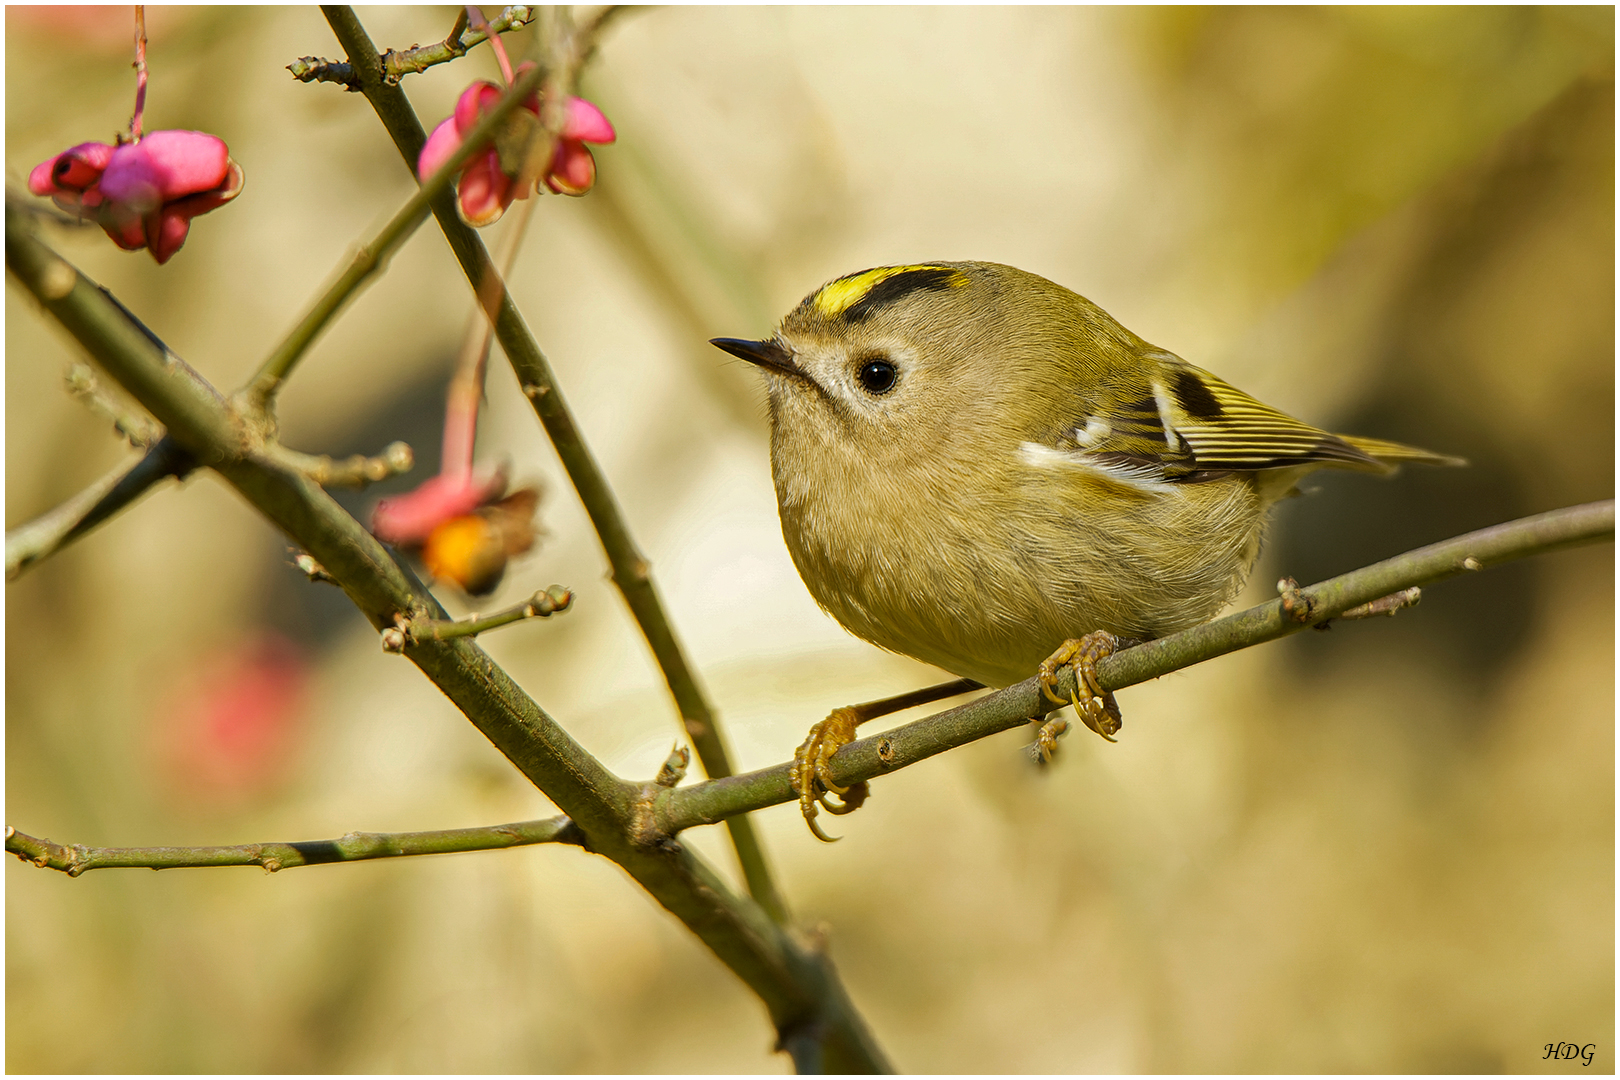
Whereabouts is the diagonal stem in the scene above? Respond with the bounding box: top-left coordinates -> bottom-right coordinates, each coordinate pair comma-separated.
320,4 -> 791,926
126,5 -> 148,143
390,584 -> 574,647
5,435 -> 193,580
442,194 -> 536,484
466,5 -> 515,85
7,205 -> 891,1075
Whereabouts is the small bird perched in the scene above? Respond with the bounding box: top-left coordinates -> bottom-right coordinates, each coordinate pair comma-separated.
712,261 -> 1460,840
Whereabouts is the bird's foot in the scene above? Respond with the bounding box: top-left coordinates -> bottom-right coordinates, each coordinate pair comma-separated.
1027,712 -> 1071,764
791,706 -> 869,843
1037,631 -> 1122,742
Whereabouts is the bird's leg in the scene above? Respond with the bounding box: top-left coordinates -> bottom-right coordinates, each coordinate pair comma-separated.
793,677 -> 983,842
1037,631 -> 1122,743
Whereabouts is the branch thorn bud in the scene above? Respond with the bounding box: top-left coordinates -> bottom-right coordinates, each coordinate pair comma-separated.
655,744 -> 691,787
383,441 -> 414,473
1276,576 -> 1316,622
290,549 -> 336,584
40,258 -> 77,300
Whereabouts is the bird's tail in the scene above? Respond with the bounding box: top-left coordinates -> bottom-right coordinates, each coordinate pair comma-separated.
1338,434 -> 1468,471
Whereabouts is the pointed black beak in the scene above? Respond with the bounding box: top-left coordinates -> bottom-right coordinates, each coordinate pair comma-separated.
710,336 -> 797,376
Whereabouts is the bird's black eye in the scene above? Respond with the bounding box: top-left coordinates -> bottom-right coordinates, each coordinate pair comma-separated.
856,357 -> 897,395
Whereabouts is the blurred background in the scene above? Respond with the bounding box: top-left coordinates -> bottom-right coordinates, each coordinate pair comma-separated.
6,5 -> 1613,1072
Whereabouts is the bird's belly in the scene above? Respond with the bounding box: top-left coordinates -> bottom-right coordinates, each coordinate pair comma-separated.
781,474 -> 1267,688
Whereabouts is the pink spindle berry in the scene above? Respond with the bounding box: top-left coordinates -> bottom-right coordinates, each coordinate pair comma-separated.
544,96 -> 615,195
28,130 -> 243,264
417,65 -> 615,225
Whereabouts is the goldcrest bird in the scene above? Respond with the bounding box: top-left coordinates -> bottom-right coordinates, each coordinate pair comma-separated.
712,261 -> 1460,840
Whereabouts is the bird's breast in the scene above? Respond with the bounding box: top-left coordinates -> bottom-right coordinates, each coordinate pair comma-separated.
771,426 -> 1270,687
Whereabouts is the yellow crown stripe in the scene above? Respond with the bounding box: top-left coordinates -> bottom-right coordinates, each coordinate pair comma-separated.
812,264 -> 965,319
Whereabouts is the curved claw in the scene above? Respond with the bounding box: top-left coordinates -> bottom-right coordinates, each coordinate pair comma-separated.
805,808 -> 840,843
1037,631 -> 1123,744
1038,658 -> 1071,707
1030,713 -> 1072,763
791,707 -> 864,843
793,743 -> 838,841
1037,637 -> 1087,706
1073,687 -> 1119,743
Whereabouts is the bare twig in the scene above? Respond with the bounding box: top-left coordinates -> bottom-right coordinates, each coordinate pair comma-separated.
382,585 -> 573,651
655,745 -> 691,788
319,5 -> 794,929
464,5 -> 515,85
442,189 -> 539,487
66,363 -> 164,446
123,6 -> 148,144
441,8 -> 470,56
287,5 -> 536,89
5,436 -> 193,580
5,817 -> 583,876
266,440 -> 414,489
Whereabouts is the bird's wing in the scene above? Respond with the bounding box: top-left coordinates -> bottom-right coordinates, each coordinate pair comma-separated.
1034,357 -> 1403,488
1151,361 -> 1386,474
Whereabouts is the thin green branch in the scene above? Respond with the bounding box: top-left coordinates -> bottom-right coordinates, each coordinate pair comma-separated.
6,215 -> 891,1076
264,439 -> 415,489
66,362 -> 164,446
652,500 -> 1615,837
244,60 -> 547,408
321,5 -> 792,929
287,5 -> 537,89
5,816 -> 582,876
5,436 -> 193,580
382,585 -> 574,651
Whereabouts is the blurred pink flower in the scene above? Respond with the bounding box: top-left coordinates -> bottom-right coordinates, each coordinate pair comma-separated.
417,64 -> 615,224
158,633 -> 309,803
372,467 -> 539,596
28,129 -> 244,263
371,470 -> 507,546
6,5 -> 181,50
